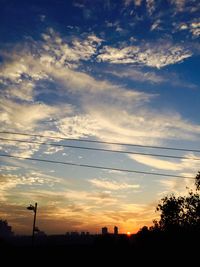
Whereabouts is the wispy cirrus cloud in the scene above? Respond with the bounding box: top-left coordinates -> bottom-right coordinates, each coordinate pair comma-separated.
0,96 -> 73,157
88,178 -> 140,190
17,188 -> 118,208
45,63 -> 151,103
43,146 -> 64,155
151,19 -> 163,31
107,68 -> 165,83
0,165 -> 19,171
129,153 -> 200,174
158,177 -> 195,197
97,42 -> 192,68
3,81 -> 35,101
56,114 -> 100,139
41,28 -> 103,68
129,154 -> 183,171
0,26 -> 199,161
84,104 -> 200,144
106,67 -> 197,88
0,172 -> 61,201
0,98 -> 71,131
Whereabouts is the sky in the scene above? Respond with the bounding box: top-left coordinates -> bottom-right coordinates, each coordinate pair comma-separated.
0,0 -> 200,235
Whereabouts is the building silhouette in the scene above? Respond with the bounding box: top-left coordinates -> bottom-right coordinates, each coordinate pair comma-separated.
114,226 -> 118,235
102,227 -> 108,235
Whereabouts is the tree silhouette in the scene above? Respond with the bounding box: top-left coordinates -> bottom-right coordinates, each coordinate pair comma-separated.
195,171 -> 200,191
0,219 -> 14,238
155,171 -> 200,232
156,195 -> 185,231
184,191 -> 200,229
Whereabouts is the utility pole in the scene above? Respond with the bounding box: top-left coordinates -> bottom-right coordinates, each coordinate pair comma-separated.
27,202 -> 38,245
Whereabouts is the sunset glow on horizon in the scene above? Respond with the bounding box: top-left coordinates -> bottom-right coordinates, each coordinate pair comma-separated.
126,232 -> 131,237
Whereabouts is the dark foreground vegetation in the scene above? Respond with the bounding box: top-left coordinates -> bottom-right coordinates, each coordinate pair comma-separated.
1,231 -> 199,264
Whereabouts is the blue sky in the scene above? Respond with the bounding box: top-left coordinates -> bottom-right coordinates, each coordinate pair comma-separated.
0,0 -> 200,235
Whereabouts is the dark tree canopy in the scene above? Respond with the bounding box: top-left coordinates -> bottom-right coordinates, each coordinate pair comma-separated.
156,195 -> 184,230
0,219 -> 14,238
154,171 -> 200,232
195,171 -> 200,191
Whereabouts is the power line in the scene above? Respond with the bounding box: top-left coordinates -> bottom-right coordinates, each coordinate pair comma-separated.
0,137 -> 200,161
0,154 -> 195,180
0,131 -> 200,153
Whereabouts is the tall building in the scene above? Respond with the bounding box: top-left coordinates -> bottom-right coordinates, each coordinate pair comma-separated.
114,226 -> 118,235
102,227 -> 108,235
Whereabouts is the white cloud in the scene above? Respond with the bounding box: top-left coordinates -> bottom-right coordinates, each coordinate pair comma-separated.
178,21 -> 200,37
97,43 -> 192,68
0,27 -> 199,161
0,165 -> 19,171
107,67 -> 196,89
4,81 -> 35,101
179,24 -> 188,30
43,146 -> 64,155
0,54 -> 47,82
41,28 -> 103,68
190,22 -> 200,37
56,115 -> 100,139
89,178 -> 140,190
0,98 -> 71,131
0,40 -> 150,105
41,62 -> 153,106
97,45 -> 139,64
0,172 -> 60,201
2,43 -> 151,105
158,177 -> 195,196
0,96 -> 72,157
151,19 -> 162,31
129,153 -> 200,174
20,188 -> 118,207
83,104 -> 200,145
108,68 -> 165,83
136,46 -> 191,68
0,30 -> 152,158
129,154 -> 182,171
1,141 -> 41,158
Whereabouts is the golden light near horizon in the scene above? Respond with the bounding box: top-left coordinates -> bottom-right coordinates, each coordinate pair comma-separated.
126,231 -> 131,237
